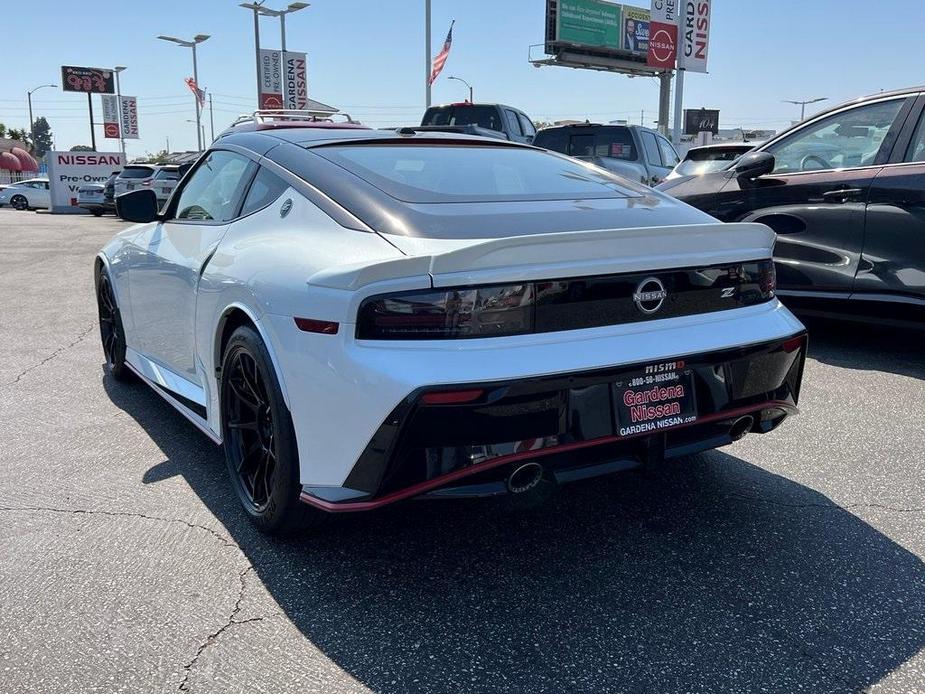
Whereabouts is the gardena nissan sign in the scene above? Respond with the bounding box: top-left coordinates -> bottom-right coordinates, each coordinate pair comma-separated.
46,151 -> 125,214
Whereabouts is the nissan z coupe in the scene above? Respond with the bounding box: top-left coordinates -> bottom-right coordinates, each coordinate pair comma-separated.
99,119 -> 807,533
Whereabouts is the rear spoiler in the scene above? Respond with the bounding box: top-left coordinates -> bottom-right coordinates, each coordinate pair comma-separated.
308,222 -> 776,291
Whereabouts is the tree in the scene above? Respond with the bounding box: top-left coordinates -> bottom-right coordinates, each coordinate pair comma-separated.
31,117 -> 53,159
139,149 -> 170,164
70,145 -> 94,152
7,128 -> 30,148
0,123 -> 6,139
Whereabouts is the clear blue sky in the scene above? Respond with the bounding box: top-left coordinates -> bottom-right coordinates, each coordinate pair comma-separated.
3,0 -> 922,158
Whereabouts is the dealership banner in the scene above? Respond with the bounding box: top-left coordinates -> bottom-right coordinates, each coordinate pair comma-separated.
120,96 -> 139,139
60,66 -> 115,94
647,0 -> 678,68
259,49 -> 284,109
283,51 -> 308,110
678,0 -> 711,72
101,95 -> 120,139
46,151 -> 125,213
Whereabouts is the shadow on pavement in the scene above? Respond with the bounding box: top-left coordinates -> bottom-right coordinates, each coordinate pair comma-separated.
804,317 -> 925,380
104,371 -> 925,693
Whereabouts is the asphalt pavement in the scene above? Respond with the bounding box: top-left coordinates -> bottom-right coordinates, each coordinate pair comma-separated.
0,210 -> 922,694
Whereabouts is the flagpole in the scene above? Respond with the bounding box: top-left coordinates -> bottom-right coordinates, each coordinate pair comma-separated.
425,0 -> 431,109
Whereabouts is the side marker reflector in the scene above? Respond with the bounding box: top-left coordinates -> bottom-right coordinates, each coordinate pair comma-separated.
421,389 -> 484,405
294,317 -> 339,334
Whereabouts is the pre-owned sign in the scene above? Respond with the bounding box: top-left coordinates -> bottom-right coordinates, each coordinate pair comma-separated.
678,0 -> 711,72
101,95 -> 120,139
46,151 -> 125,213
259,49 -> 284,109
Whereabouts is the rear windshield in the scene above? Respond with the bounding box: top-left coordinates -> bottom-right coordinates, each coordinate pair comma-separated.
120,167 -> 155,179
534,127 -> 636,161
313,144 -> 642,203
155,169 -> 180,180
422,106 -> 503,132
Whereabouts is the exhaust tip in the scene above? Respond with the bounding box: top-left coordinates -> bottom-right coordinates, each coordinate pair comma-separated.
507,462 -> 544,494
729,415 -> 755,442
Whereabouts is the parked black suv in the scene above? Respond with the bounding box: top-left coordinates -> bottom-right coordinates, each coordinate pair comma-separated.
657,86 -> 925,327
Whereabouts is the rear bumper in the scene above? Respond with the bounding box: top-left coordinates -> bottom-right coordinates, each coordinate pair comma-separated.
299,327 -> 807,512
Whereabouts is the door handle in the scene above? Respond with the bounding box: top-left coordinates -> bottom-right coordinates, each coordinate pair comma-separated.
821,187 -> 862,202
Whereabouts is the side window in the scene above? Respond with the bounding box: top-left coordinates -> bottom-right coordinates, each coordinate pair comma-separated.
505,110 -> 523,137
641,132 -> 661,165
517,113 -> 536,138
240,167 -> 290,216
766,98 -> 905,173
656,135 -> 680,167
174,151 -> 254,222
903,110 -> 925,163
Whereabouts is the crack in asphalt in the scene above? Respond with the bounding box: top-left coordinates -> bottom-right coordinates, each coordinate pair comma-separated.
0,505 -> 238,548
1,324 -> 95,388
177,566 -> 264,692
729,494 -> 924,514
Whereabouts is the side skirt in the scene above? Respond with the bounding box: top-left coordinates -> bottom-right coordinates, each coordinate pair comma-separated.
124,353 -> 222,445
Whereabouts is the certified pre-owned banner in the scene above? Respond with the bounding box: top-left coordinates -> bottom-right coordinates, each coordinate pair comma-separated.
260,49 -> 308,110
259,49 -> 284,109
120,96 -> 139,139
647,0 -> 678,69
678,0 -> 711,72
101,95 -> 120,139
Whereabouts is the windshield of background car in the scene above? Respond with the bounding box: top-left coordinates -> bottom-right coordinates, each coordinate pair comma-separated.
765,98 -> 904,173
155,169 -> 180,180
120,167 -> 155,179
422,106 -> 503,131
314,144 -> 643,203
674,147 -> 751,176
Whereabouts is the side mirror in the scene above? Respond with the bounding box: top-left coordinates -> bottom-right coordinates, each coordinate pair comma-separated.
734,151 -> 775,182
116,188 -> 160,223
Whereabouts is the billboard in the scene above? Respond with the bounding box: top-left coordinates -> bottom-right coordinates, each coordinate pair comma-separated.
101,95 -> 120,139
120,96 -> 139,139
61,66 -> 115,94
622,7 -> 649,55
555,0 -> 622,49
46,151 -> 125,213
678,0 -> 711,72
684,108 -> 719,135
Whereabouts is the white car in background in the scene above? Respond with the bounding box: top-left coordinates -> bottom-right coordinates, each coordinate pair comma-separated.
114,164 -> 160,197
151,165 -> 182,206
0,178 -> 50,210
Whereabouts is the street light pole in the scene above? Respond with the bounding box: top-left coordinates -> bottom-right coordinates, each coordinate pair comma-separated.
783,97 -> 827,121
113,66 -> 127,160
157,33 -> 210,151
244,3 -> 309,109
240,2 -> 266,108
447,76 -> 472,102
26,83 -> 57,155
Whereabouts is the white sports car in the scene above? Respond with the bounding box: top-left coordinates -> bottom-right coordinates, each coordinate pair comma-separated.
99,117 -> 807,533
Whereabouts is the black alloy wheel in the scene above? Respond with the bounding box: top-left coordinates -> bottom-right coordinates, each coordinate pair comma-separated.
10,194 -> 28,211
220,325 -> 321,533
96,272 -> 129,380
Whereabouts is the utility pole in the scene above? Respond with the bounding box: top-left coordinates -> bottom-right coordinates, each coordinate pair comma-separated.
425,0 -> 431,108
783,97 -> 827,121
209,93 -> 215,141
657,71 -> 672,136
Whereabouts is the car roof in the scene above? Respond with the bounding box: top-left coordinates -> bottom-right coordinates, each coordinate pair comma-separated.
219,126 -> 528,150
537,123 -> 653,134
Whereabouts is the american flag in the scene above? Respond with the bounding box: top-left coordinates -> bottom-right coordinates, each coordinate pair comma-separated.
185,77 -> 206,107
428,21 -> 454,86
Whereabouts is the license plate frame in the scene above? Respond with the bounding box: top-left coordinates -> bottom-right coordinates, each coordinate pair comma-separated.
612,360 -> 698,437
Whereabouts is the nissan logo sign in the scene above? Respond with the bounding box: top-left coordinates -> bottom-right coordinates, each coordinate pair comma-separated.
633,277 -> 668,314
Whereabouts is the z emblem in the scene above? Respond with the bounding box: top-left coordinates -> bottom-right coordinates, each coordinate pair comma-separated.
720,287 -> 736,298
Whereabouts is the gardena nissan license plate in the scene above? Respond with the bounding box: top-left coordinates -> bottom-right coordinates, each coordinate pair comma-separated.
613,359 -> 697,437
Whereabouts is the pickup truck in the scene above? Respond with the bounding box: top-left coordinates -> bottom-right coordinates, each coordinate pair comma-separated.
421,102 -> 537,143
533,123 -> 681,186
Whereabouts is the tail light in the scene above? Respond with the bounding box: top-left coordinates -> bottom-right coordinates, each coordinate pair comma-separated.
759,260 -> 776,296
357,284 -> 534,340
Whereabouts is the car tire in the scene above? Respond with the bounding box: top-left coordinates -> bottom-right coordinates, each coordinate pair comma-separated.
91,209 -> 104,217
220,325 -> 325,534
96,270 -> 130,381
10,194 -> 28,211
